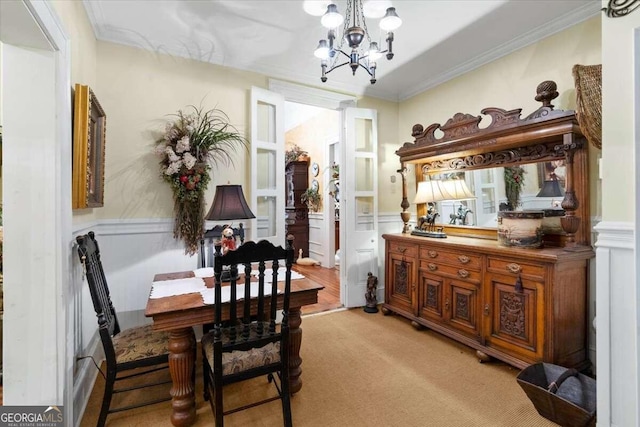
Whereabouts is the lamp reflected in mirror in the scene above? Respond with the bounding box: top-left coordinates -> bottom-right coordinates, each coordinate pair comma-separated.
536,176 -> 565,235
536,176 -> 565,207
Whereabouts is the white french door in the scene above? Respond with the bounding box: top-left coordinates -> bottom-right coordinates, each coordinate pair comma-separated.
342,108 -> 379,307
249,87 -> 285,246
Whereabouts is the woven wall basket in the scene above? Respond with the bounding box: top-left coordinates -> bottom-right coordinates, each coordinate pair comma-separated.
573,64 -> 602,149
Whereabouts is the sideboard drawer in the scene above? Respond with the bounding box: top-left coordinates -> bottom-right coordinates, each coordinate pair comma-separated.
419,260 -> 482,284
388,241 -> 418,258
487,257 -> 545,281
419,247 -> 482,270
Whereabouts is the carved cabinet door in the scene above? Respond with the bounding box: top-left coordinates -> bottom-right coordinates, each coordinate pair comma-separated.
446,279 -> 481,340
417,272 -> 445,323
386,251 -> 417,315
483,272 -> 545,362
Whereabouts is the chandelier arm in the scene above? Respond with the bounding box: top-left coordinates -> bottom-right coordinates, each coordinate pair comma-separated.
325,61 -> 353,75
357,62 -> 374,77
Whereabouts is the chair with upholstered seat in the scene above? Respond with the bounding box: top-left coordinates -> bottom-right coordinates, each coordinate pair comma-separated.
201,235 -> 295,427
76,231 -> 171,427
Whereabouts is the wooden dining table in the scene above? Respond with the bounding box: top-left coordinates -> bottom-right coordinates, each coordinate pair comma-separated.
144,269 -> 324,427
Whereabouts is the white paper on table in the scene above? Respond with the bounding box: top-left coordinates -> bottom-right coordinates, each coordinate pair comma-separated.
200,283 -> 282,305
250,267 -> 304,283
193,267 -> 214,278
150,277 -> 206,299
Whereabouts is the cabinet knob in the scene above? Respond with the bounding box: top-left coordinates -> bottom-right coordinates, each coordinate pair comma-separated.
506,263 -> 522,274
428,250 -> 438,258
445,298 -> 450,311
428,263 -> 438,271
457,269 -> 470,279
458,255 -> 470,264
484,304 -> 490,316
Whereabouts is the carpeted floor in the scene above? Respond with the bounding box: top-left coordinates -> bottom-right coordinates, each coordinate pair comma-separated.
80,308 -> 556,426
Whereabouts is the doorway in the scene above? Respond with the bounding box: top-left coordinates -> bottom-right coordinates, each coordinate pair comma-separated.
284,101 -> 340,268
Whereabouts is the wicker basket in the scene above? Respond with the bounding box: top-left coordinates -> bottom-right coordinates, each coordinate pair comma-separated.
573,64 -> 602,149
517,363 -> 596,427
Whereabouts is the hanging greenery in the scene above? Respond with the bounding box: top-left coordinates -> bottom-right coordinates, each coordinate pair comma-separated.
285,144 -> 309,164
154,106 -> 247,255
504,165 -> 526,210
301,187 -> 322,212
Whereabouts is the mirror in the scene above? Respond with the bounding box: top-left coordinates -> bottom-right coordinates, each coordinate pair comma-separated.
424,159 -> 566,229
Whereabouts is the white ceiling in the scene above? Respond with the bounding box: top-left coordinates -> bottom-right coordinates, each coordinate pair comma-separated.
82,0 -> 600,102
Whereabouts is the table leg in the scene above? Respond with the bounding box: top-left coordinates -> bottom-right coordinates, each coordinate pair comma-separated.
288,306 -> 303,394
168,327 -> 197,427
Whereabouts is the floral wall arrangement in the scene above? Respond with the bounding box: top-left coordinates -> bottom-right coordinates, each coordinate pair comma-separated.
154,106 -> 247,254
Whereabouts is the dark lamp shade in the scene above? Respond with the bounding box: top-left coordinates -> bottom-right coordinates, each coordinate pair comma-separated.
205,185 -> 256,221
536,180 -> 565,198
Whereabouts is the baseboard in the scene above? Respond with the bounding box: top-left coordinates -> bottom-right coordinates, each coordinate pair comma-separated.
73,332 -> 104,427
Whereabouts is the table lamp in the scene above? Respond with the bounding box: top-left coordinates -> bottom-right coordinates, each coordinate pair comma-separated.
200,185 -> 256,271
411,179 -> 454,238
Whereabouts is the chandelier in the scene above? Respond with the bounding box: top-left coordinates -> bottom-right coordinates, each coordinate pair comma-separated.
307,1 -> 402,85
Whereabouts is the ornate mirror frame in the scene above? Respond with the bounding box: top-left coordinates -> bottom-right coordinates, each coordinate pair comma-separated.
396,81 -> 590,248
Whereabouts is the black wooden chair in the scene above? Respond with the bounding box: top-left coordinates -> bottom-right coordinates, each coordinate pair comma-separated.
201,235 -> 295,427
76,231 -> 171,427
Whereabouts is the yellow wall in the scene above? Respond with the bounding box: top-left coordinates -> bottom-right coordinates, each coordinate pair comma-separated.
398,17 -> 602,218
602,12 -> 637,221
95,41 -> 267,219
51,0 -> 98,224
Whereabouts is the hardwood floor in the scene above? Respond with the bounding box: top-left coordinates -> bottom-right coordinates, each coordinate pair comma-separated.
294,264 -> 342,315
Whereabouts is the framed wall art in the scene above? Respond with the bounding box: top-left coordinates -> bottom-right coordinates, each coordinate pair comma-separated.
72,84 -> 106,209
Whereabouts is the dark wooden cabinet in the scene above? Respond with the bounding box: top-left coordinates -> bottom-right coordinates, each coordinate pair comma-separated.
285,161 -> 309,259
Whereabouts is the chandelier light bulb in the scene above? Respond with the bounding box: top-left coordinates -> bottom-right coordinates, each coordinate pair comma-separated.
379,7 -> 402,31
314,40 -> 330,59
362,0 -> 393,18
321,4 -> 344,29
303,0 -> 332,17
368,41 -> 383,60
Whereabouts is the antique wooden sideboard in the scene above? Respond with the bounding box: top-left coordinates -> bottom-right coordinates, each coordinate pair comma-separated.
383,81 -> 595,370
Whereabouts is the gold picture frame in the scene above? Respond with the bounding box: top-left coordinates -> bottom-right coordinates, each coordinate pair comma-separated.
72,84 -> 106,209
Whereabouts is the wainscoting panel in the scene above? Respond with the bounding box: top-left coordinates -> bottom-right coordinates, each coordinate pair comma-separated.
594,221 -> 635,427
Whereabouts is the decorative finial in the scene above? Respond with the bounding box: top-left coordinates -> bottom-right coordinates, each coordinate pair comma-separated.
535,80 -> 559,109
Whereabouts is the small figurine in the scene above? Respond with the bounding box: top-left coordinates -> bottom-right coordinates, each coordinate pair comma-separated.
295,249 -> 320,266
221,227 -> 236,254
364,272 -> 379,313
